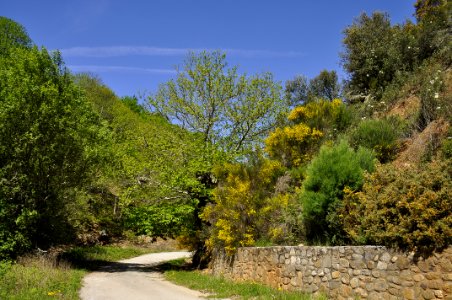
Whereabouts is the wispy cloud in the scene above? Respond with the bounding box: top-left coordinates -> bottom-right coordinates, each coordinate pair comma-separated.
68,65 -> 177,74
60,46 -> 304,58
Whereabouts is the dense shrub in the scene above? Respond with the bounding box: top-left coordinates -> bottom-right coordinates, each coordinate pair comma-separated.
202,157 -> 303,254
299,140 -> 375,244
341,159 -> 452,254
349,118 -> 400,162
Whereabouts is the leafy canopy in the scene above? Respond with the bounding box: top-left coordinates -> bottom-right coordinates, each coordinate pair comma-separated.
148,51 -> 286,155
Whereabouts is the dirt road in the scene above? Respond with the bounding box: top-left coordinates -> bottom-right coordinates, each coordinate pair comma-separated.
79,251 -> 207,300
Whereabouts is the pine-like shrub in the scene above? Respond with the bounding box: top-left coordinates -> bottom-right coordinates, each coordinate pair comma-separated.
299,140 -> 375,244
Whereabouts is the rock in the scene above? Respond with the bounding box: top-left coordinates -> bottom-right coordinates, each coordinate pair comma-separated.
371,269 -> 380,278
380,252 -> 392,262
402,288 -> 415,300
341,274 -> 350,284
442,273 -> 452,281
396,256 -> 410,270
339,258 -> 349,268
332,271 -> 341,279
374,278 -> 388,292
434,290 -> 444,298
422,289 -> 436,300
350,277 -> 359,288
376,261 -> 387,270
413,274 -> 425,282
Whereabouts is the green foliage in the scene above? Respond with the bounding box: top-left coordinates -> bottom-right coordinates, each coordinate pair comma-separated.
349,118 -> 400,162
341,159 -> 451,254
299,140 -> 375,244
417,63 -> 449,129
342,12 -> 396,95
284,70 -> 341,106
148,51 -> 286,155
414,0 -> 451,63
0,16 -> 32,56
124,203 -> 196,238
120,95 -> 147,116
308,70 -> 341,101
0,47 -> 107,259
74,74 -> 217,251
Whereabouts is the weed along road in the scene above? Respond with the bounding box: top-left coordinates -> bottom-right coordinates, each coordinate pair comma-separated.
79,251 -> 207,300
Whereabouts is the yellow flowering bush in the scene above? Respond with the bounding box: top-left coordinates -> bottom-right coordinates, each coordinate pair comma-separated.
202,157 -> 302,254
265,124 -> 323,167
266,99 -> 350,167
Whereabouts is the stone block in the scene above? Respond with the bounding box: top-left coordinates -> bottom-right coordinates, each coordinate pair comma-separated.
380,252 -> 392,262
443,273 -> 452,281
396,256 -> 410,270
402,288 -> 415,300
434,290 -> 444,299
341,274 -> 350,284
339,285 -> 352,297
368,291 -> 382,300
374,278 -> 388,292
350,277 -> 359,288
376,261 -> 387,270
426,279 -> 442,290
422,289 -> 436,300
413,273 -> 425,282
388,287 -> 401,296
339,258 -> 349,268
425,272 -> 441,280
329,280 -> 342,289
352,269 -> 361,276
355,287 -> 368,298
332,271 -> 341,279
350,259 -> 366,269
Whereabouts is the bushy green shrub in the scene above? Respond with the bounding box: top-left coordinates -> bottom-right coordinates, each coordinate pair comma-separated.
342,159 -> 452,254
299,140 -> 375,244
349,118 -> 400,162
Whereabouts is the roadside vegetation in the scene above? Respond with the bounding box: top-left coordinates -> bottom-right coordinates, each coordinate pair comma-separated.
0,244 -> 159,300
163,260 -> 326,300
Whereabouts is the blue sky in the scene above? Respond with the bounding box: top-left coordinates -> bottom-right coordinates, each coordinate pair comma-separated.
1,0 -> 416,98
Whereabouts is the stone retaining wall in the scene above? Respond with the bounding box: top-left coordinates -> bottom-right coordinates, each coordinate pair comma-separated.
210,246 -> 452,299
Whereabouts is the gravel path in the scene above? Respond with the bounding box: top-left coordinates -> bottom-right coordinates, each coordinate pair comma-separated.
79,251 -> 208,300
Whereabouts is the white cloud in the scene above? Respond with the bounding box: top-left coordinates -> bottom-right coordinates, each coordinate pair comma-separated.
68,65 -> 177,74
60,46 -> 303,58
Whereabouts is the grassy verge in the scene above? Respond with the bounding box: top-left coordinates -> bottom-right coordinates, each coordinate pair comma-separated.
0,257 -> 84,300
0,245 -> 159,300
164,260 -> 326,300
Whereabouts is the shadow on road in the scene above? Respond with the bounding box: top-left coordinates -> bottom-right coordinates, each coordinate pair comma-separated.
59,253 -> 194,273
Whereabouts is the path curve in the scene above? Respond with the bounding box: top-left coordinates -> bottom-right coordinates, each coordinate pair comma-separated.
79,251 -> 207,300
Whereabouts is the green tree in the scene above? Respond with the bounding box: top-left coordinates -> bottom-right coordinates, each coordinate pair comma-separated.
0,16 -> 32,56
308,70 -> 341,101
341,12 -> 395,96
284,75 -> 309,107
148,51 -> 286,155
285,70 -> 341,106
299,141 -> 375,244
0,47 -> 107,258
